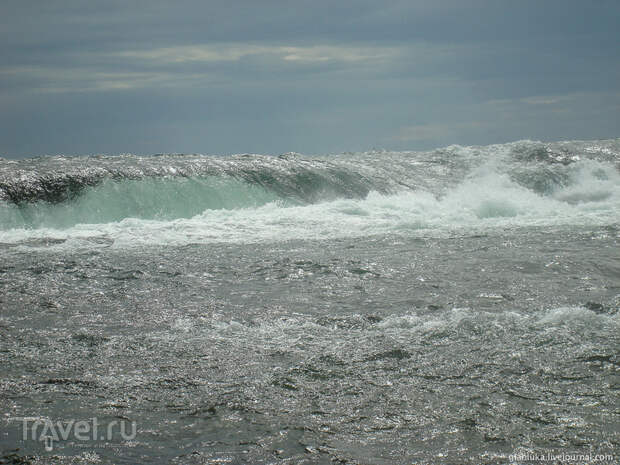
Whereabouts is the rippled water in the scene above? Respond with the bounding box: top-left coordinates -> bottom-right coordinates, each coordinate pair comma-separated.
0,139 -> 619,463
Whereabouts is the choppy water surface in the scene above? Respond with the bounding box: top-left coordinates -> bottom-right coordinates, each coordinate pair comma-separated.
0,140 -> 619,463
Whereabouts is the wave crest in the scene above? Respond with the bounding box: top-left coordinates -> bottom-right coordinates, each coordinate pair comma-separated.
0,139 -> 618,238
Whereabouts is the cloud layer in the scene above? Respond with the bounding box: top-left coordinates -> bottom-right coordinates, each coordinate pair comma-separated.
1,0 -> 619,157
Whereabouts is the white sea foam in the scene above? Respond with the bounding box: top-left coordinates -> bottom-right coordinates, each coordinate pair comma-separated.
1,140 -> 618,248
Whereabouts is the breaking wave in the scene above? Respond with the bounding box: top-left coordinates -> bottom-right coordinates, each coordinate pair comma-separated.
0,139 -> 618,245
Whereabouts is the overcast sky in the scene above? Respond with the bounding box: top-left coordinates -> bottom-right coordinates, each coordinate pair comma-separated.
1,0 -> 619,158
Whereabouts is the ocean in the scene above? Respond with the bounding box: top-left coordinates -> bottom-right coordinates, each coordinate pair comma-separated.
0,139 -> 618,464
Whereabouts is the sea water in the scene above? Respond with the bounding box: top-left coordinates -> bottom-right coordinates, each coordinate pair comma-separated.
0,139 -> 618,463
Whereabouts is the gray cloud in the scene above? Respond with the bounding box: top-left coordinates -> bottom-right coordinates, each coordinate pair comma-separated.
0,0 -> 618,157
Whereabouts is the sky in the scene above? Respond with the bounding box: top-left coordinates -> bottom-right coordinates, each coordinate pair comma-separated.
1,0 -> 619,158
